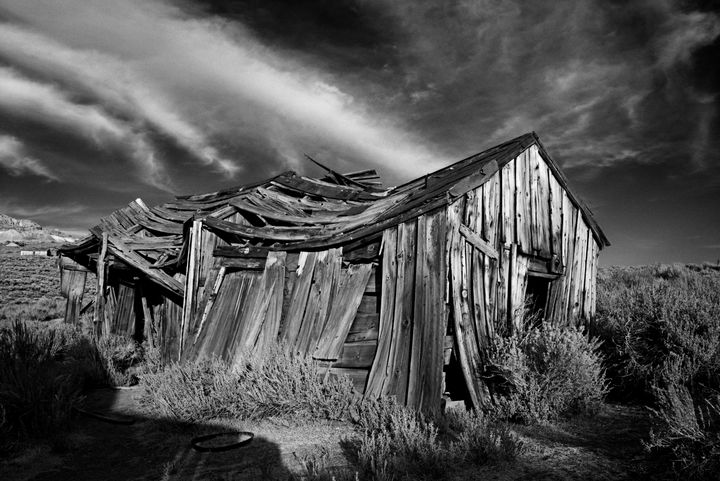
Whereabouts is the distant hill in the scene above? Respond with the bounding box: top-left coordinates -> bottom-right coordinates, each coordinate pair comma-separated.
0,213 -> 77,244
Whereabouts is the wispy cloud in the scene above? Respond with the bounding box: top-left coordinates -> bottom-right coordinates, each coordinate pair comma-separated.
0,23 -> 240,177
0,66 -> 171,190
0,0 -> 445,183
0,134 -> 57,180
0,200 -> 86,219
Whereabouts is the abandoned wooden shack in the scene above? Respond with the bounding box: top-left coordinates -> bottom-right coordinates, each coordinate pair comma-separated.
59,132 -> 609,414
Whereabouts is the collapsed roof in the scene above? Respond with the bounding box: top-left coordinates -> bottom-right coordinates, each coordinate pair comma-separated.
60,132 -> 609,297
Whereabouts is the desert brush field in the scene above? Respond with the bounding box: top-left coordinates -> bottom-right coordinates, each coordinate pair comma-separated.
1,257 -> 719,480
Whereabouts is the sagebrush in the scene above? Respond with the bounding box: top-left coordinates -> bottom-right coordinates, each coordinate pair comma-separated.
593,264 -> 720,479
138,344 -> 359,422
488,322 -> 607,424
353,397 -> 521,481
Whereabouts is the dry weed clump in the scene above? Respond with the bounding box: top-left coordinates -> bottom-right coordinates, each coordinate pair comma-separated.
487,322 -> 608,424
138,344 -> 359,423
352,397 -> 521,481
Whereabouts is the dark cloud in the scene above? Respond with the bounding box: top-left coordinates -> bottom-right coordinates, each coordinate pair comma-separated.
0,0 -> 718,264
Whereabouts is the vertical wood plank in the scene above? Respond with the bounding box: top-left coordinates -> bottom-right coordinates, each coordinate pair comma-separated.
113,283 -> 136,335
420,209 -> 447,414
407,209 -> 447,414
365,228 -> 398,398
94,233 -> 108,336
231,251 -> 287,361
280,251 -> 318,350
313,263 -> 374,360
464,189 -> 478,233
549,169 -> 563,262
380,221 -> 416,403
295,249 -> 342,356
139,284 -> 155,348
589,244 -> 598,318
482,174 -> 500,247
256,252 -> 288,353
559,193 -> 577,326
447,201 -> 488,409
483,254 -> 497,339
500,159 -> 516,246
569,212 -> 588,325
582,229 -> 594,322
515,151 -> 532,254
496,246 -> 511,335
180,219 -> 202,358
530,146 -> 552,257
471,248 -> 488,351
508,244 -> 528,333
220,273 -> 259,360
63,268 -> 87,327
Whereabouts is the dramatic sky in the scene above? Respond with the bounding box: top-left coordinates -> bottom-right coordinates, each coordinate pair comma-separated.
0,0 -> 718,265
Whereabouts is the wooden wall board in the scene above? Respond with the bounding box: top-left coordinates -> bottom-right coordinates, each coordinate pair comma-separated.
582,231 -> 595,321
559,193 -> 577,326
500,160 -> 516,246
180,219 -> 202,356
407,208 -> 447,414
313,262 -> 374,361
365,228 -> 398,398
192,272 -> 250,360
382,219 -> 415,404
463,188 -> 483,237
234,251 -> 287,359
496,246 -> 511,333
482,173 -> 499,247
155,296 -> 182,363
61,267 -> 87,325
482,253 -> 497,340
528,147 -> 549,257
112,282 -> 136,335
548,168 -> 563,262
447,201 -> 488,409
515,152 -> 533,254
255,253 -> 287,354
589,244 -> 598,318
280,251 -> 318,349
294,248 -> 342,356
509,245 -> 529,333
569,211 -> 589,325
333,341 -> 378,368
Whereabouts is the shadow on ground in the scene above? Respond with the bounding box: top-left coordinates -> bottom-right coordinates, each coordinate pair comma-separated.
4,387 -> 354,481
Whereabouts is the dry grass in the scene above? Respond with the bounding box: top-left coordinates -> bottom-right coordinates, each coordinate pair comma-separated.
138,345 -> 360,423
0,249 -> 95,322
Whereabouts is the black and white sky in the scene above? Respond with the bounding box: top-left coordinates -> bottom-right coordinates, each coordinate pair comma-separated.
0,0 -> 718,265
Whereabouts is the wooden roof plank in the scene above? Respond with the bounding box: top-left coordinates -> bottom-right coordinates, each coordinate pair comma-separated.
106,236 -> 184,296
203,216 -> 331,242
272,173 -> 383,201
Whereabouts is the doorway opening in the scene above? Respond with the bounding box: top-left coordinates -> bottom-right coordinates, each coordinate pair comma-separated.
524,274 -> 551,327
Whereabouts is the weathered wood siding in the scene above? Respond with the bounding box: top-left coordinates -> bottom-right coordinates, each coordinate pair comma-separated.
59,258 -> 88,325
365,208 -> 447,414
463,144 -> 601,333
184,244 -> 374,378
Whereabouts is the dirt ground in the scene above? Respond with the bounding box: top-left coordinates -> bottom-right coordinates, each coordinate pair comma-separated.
2,389 -> 665,481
